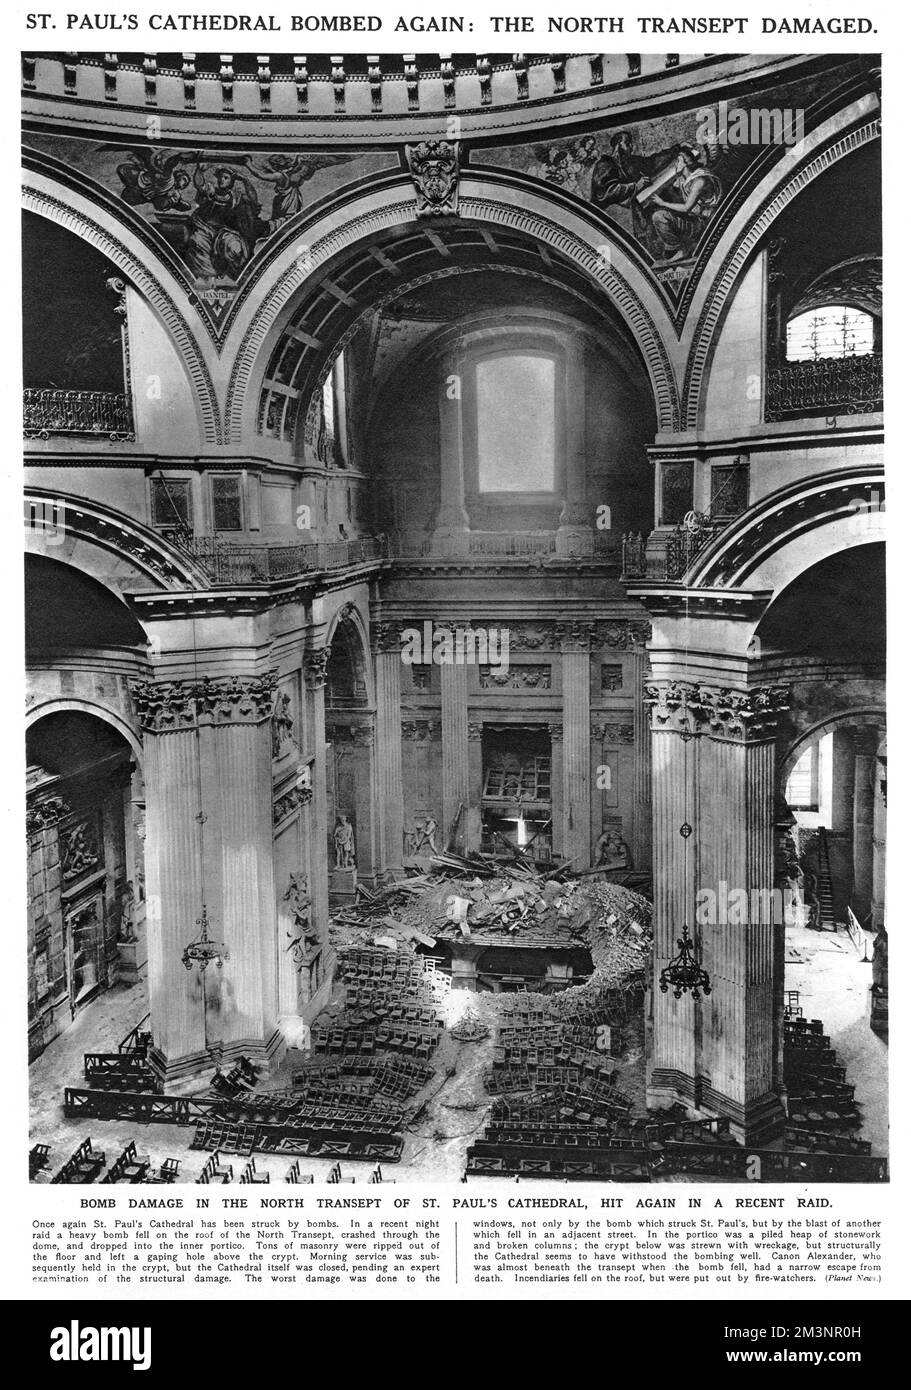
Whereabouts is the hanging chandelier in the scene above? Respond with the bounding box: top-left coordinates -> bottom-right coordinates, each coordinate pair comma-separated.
658,659 -> 711,1001
182,905 -> 229,973
659,922 -> 711,1000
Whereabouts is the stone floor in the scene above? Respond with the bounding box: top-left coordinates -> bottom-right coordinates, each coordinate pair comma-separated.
29,923 -> 888,1183
785,920 -> 888,1157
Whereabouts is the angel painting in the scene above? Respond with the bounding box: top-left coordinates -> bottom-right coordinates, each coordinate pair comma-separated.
249,152 -> 353,228
116,148 -> 193,213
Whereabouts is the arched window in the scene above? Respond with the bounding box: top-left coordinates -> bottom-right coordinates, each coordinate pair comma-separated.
474,352 -> 557,493
785,305 -> 875,363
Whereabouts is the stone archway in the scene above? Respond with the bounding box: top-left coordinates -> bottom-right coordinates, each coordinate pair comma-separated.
221,172 -> 681,441
27,708 -> 145,1057
324,605 -> 378,894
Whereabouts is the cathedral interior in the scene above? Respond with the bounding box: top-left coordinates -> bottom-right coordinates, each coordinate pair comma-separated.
24,51 -> 886,1184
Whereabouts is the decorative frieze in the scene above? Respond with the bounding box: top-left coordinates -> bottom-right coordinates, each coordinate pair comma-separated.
273,785 -> 313,826
592,722 -> 635,744
391,619 -> 651,654
479,664 -> 551,690
401,718 -> 442,741
129,672 -> 278,732
645,681 -> 790,742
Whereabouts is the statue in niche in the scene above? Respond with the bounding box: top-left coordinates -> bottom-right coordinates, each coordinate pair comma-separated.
283,872 -> 315,972
118,881 -> 137,944
333,812 -> 356,870
271,692 -> 297,758
595,827 -> 632,872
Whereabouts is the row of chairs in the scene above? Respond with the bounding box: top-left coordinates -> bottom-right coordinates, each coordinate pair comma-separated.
51,1137 -> 106,1183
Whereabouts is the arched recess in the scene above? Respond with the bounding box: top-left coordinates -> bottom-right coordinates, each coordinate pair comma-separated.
23,174 -> 221,444
681,94 -> 881,429
26,698 -> 143,766
324,601 -> 374,709
780,709 -> 885,787
221,172 -> 681,441
25,489 -> 211,595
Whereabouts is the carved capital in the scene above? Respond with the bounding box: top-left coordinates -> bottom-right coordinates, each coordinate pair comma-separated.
645,681 -> 790,742
405,139 -> 460,217
26,794 -> 71,836
548,721 -> 564,744
129,671 -> 278,733
467,722 -> 485,742
371,622 -> 403,655
303,648 -> 330,690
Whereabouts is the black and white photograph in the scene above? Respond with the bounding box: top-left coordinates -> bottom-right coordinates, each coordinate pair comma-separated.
6,5 -> 908,1334
21,43 -> 887,1189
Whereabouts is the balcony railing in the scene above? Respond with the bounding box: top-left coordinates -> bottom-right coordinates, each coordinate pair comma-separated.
160,530 -> 385,585
765,353 -> 883,421
393,530 -> 622,561
24,388 -> 134,440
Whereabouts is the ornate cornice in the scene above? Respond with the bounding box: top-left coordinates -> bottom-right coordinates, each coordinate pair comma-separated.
129,672 -> 278,732
645,681 -> 790,742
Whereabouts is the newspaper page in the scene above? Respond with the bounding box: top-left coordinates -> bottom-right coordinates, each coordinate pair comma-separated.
2,0 -> 907,1364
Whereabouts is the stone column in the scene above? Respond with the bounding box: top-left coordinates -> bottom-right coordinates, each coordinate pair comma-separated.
852,728 -> 878,921
556,338 -> 594,557
646,680 -> 789,1145
872,749 -> 886,931
466,721 -> 485,851
350,719 -> 379,885
440,642 -> 470,851
549,721 -> 564,859
372,625 -> 405,877
303,647 -> 331,975
560,625 -> 592,867
830,727 -> 856,834
130,671 -> 279,1083
630,632 -> 652,872
432,350 -> 470,555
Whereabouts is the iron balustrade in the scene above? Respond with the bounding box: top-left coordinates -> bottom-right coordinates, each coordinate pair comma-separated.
765,352 -> 883,420
159,531 -> 386,585
23,388 -> 134,439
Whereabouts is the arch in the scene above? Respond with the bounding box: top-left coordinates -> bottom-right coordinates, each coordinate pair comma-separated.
25,489 -> 211,594
685,468 -> 884,593
324,601 -> 374,708
780,708 -> 885,788
26,697 -> 144,765
681,97 -> 881,428
23,173 -> 221,444
221,172 -> 681,441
